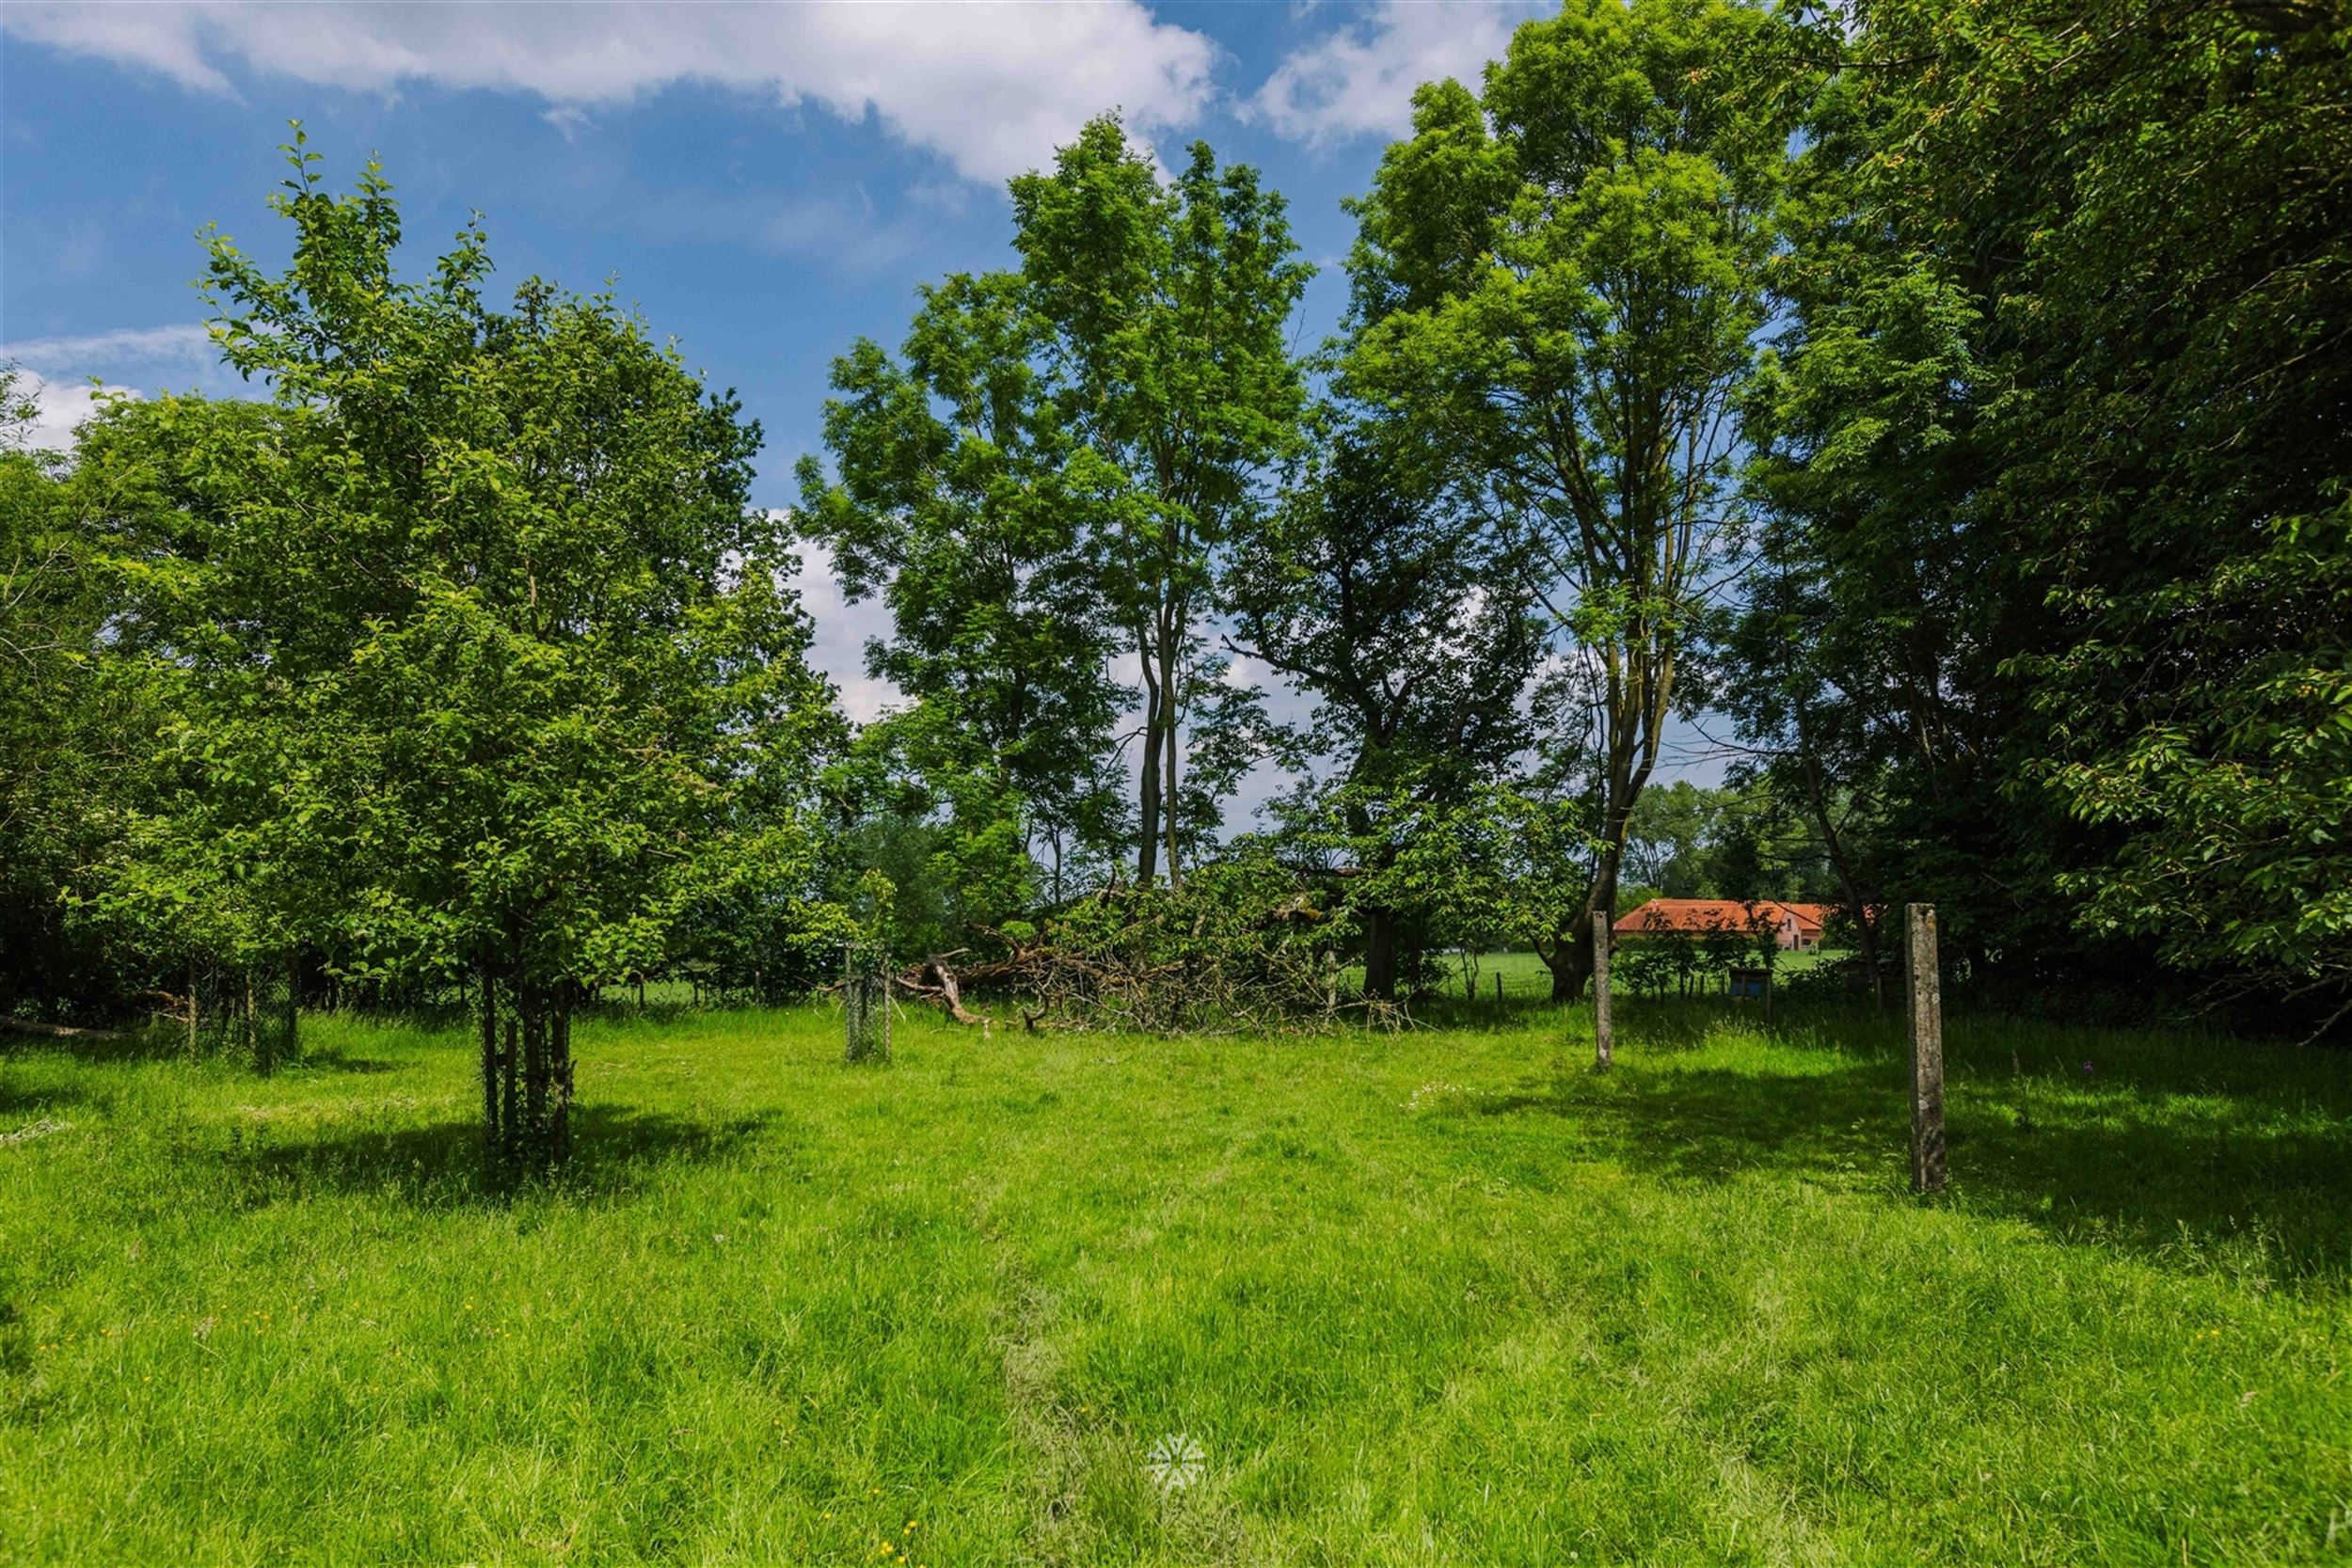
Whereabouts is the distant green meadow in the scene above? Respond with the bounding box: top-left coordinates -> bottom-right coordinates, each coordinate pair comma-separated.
5,1000 -> 2348,1564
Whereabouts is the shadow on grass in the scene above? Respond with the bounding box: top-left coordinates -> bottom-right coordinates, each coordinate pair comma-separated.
220,1103 -> 780,1211
1479,1018 -> 2352,1290
2,1022 -> 196,1067
0,1077 -> 91,1119
288,1048 -> 404,1075
1398,994 -> 1740,1043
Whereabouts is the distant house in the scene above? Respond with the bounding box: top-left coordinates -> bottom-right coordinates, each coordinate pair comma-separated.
1613,898 -> 1835,952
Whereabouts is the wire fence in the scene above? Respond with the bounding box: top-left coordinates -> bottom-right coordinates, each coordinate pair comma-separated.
843,942 -> 892,1064
167,955 -> 299,1070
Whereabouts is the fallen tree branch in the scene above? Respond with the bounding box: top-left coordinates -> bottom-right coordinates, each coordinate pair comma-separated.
0,1017 -> 127,1042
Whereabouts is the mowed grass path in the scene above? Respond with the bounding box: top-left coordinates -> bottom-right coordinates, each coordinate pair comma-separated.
4,1003 -> 2349,1564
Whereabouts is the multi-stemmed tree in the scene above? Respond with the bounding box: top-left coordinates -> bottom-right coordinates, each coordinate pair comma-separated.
87,135 -> 839,1169
1343,0 -> 1788,1000
804,115 -> 1311,899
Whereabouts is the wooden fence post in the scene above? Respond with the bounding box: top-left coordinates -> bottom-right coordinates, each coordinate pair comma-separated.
1906,903 -> 1947,1195
1592,909 -> 1613,1071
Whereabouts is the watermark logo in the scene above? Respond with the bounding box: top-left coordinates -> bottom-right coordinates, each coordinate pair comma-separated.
1144,1433 -> 1205,1493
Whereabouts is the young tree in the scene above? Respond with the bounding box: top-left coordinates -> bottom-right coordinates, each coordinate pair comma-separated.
1010,116 -> 1313,887
1343,0 -> 1789,1000
91,135 -> 840,1169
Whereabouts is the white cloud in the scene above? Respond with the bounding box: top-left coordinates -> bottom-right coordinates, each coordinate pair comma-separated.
1250,0 -> 1544,149
2,2 -> 1220,184
2,324 -> 232,452
3,323 -> 217,369
7,373 -> 128,455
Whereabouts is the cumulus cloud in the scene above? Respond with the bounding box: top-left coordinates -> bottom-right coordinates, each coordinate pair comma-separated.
1250,0 -> 1544,149
1,2 -> 1220,184
2,323 -> 243,452
6,373 -> 125,455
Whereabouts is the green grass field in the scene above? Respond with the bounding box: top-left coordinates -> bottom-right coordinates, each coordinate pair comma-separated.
5,1000 -> 2349,1564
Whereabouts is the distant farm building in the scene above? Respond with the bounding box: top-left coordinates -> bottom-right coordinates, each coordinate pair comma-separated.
1613,898 -> 1834,952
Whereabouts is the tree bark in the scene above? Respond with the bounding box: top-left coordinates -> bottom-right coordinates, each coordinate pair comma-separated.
521,986 -> 549,1168
1137,671 -> 1164,887
551,990 -> 572,1165
1591,909 -> 1613,1070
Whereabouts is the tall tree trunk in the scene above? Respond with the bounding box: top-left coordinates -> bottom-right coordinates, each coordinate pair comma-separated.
1136,671 -> 1164,887
1159,611 -> 1182,890
1162,699 -> 1182,892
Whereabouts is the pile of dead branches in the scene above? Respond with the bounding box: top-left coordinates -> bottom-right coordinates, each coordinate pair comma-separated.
884,857 -> 1404,1035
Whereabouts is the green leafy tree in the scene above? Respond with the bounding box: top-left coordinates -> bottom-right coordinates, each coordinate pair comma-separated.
1343,0 -> 1789,1000
1620,781 -> 1725,898
795,270 -> 1127,896
1229,415 -> 1541,997
1745,0 -> 2351,1016
0,370 -> 157,1022
1010,115 -> 1313,888
88,135 -> 841,1166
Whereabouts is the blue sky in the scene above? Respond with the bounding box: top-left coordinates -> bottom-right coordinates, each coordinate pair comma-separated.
0,0 -> 1732,788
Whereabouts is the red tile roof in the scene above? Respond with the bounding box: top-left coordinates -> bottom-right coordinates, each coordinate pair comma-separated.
1613,898 -> 1833,936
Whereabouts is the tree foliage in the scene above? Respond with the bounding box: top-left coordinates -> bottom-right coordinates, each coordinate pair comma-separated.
1744,0 -> 2352,1019
1343,0 -> 1791,999
77,135 -> 843,1163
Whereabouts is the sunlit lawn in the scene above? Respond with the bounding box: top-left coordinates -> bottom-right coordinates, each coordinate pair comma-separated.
4,997 -> 2347,1563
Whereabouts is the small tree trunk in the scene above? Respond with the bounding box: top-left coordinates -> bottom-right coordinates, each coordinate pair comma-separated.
187,962 -> 200,1057
550,989 -> 573,1165
501,1016 -> 521,1174
521,988 -> 549,1168
284,950 -> 300,1063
